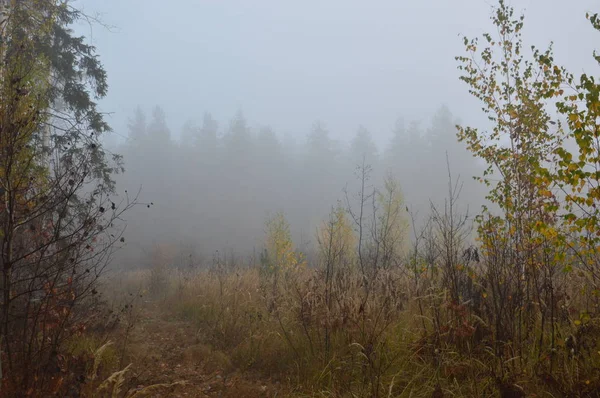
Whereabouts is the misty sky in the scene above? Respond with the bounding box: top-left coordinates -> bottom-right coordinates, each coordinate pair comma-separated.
76,0 -> 599,146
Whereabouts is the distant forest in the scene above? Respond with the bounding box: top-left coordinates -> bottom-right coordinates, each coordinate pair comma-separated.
112,105 -> 486,266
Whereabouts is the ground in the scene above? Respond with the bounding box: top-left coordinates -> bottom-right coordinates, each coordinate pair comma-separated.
119,303 -> 288,398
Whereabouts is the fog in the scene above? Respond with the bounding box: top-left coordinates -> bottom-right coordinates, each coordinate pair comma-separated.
74,0 -> 600,267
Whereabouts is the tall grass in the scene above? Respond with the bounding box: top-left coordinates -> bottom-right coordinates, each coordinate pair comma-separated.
134,243 -> 600,397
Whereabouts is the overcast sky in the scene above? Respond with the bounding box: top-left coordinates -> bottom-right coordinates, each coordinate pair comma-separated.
75,0 -> 599,146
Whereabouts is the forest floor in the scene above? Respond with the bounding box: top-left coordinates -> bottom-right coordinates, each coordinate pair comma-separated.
118,302 -> 288,398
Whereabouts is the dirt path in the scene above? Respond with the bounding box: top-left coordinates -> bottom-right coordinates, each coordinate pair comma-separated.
120,303 -> 286,397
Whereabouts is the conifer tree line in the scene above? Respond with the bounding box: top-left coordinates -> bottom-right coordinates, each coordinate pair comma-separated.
113,105 -> 486,264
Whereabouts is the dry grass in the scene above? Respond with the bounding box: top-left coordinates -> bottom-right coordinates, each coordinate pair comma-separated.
130,266 -> 471,397
112,260 -> 597,398
83,216 -> 600,398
